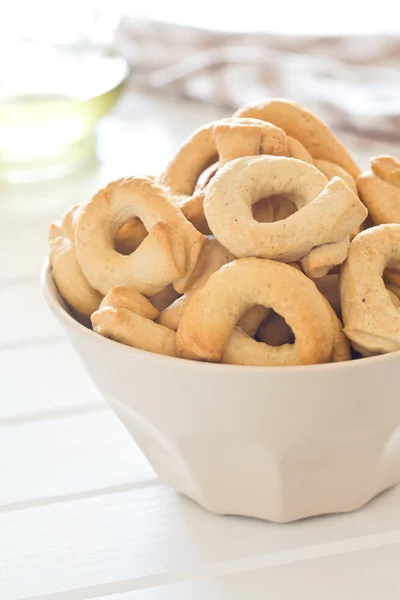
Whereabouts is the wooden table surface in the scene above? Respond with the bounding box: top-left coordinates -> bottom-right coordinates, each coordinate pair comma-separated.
1,91 -> 400,600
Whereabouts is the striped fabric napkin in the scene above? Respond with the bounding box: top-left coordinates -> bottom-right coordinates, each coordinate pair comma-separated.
116,17 -> 400,139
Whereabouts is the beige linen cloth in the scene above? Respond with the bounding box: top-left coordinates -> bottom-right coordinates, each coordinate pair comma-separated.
116,18 -> 400,139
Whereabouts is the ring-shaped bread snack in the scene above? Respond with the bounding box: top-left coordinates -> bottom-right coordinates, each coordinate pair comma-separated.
204,156 -> 367,276
160,117 -> 289,233
91,283 -> 268,359
75,176 -> 206,297
48,205 -> 102,320
313,159 -> 361,239
234,98 -> 361,178
176,258 -> 334,366
91,287 -> 176,356
357,156 -> 400,226
300,236 -> 350,279
340,224 -> 400,356
158,238 -> 271,335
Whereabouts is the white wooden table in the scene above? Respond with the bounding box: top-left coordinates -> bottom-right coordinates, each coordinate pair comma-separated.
1,91 -> 400,600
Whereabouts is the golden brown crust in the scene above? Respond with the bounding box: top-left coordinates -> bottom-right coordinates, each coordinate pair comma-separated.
160,117 -> 289,234
75,176 -> 205,296
300,236 -> 350,279
204,157 -> 367,274
176,258 -> 334,366
234,98 -> 361,178
92,307 -> 176,357
100,286 -> 159,320
213,118 -> 289,167
49,100 -> 400,366
48,206 -> 102,319
92,287 -> 176,356
371,155 -> 400,188
357,172 -> 400,226
357,156 -> 400,227
340,224 -> 400,356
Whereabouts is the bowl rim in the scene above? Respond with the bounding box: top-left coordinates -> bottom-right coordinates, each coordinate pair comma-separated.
41,260 -> 400,374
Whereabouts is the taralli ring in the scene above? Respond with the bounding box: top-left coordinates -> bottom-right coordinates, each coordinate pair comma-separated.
176,258 -> 334,366
357,156 -> 400,226
48,205 -> 102,320
204,155 -> 367,276
340,224 -> 400,356
91,287 -> 176,357
48,96 -> 400,368
75,176 -> 205,296
234,98 -> 361,178
157,238 -> 270,334
160,117 -> 289,233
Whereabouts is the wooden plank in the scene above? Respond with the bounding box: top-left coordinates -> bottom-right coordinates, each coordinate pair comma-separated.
0,409 -> 156,508
0,282 -> 63,347
0,341 -> 102,420
98,543 -> 400,600
2,482 -> 399,598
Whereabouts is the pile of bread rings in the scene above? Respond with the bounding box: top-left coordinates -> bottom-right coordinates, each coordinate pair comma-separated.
48,98 -> 400,366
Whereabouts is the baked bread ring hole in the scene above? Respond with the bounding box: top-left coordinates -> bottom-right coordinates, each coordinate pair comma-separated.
114,218 -> 148,255
252,196 -> 296,223
256,310 -> 295,346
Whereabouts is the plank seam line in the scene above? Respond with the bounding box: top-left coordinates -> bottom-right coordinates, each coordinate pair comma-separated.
0,275 -> 41,290
0,479 -> 159,514
0,402 -> 106,429
20,529 -> 400,600
0,334 -> 65,352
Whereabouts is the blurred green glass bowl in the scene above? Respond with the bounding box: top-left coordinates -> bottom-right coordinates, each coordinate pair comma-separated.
0,46 -> 129,182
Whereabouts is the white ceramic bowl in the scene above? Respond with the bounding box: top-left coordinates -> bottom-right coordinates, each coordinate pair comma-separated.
42,262 -> 400,522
